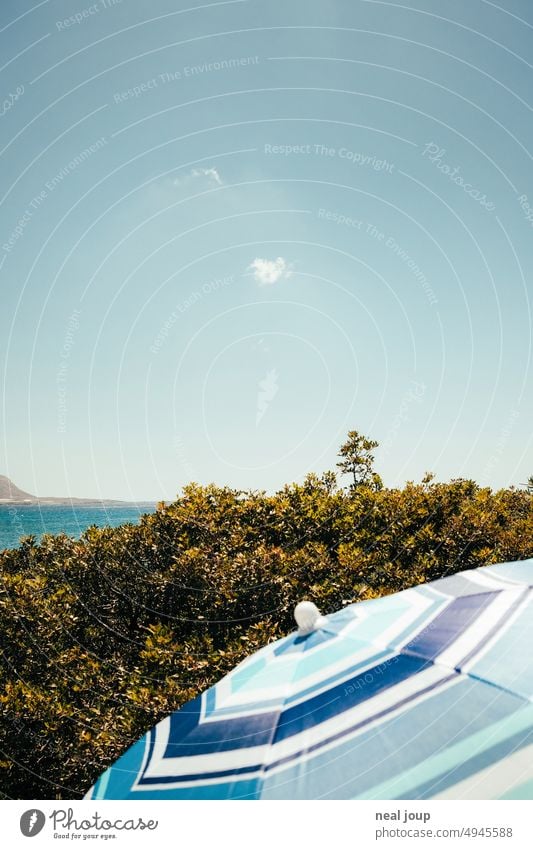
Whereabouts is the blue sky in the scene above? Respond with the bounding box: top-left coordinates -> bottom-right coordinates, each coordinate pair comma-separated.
1,0 -> 532,500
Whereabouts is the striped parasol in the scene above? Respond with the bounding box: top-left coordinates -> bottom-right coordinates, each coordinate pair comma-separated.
85,559 -> 533,800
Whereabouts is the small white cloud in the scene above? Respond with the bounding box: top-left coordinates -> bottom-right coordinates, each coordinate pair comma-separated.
173,167 -> 222,187
248,257 -> 292,286
191,167 -> 222,185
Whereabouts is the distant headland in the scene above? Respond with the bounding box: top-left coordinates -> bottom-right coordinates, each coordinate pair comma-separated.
0,475 -> 134,506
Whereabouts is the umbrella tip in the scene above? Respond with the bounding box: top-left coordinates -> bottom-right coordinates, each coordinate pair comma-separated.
294,601 -> 325,634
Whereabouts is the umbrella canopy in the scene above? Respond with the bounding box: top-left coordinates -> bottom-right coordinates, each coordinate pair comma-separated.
86,559 -> 533,800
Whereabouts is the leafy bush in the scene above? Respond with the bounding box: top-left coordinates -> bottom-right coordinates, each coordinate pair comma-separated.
1,445 -> 532,798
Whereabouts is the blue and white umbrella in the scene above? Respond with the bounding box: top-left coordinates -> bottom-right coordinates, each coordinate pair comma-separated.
86,559 -> 533,800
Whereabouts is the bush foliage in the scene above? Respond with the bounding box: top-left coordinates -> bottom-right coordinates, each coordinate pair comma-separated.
1,434 -> 532,798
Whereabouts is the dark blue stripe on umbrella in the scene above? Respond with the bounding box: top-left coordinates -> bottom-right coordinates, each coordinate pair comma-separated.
402,592 -> 497,660
165,699 -> 278,755
142,727 -> 156,780
139,764 -> 261,785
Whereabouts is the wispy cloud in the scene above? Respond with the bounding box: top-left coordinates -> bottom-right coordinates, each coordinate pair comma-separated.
256,368 -> 279,426
248,256 -> 292,285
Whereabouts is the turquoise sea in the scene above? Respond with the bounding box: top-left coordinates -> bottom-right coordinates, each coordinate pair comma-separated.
0,503 -> 156,550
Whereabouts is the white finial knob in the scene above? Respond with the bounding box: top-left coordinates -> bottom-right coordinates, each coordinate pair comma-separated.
294,601 -> 326,634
